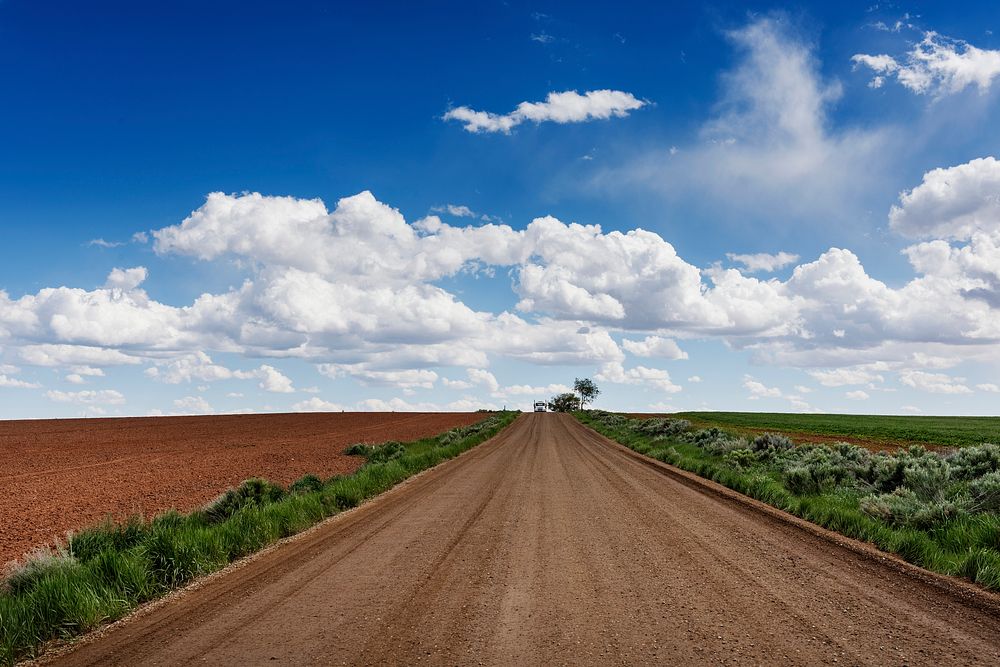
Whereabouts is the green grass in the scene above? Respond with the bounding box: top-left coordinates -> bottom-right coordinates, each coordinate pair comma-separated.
577,411 -> 1000,593
0,411 -> 518,666
672,411 -> 1000,448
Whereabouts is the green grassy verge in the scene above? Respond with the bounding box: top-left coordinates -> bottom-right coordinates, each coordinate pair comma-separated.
578,411 -> 1000,593
672,411 -> 1000,448
0,411 -> 518,665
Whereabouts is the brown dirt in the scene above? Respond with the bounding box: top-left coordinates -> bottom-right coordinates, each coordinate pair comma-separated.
0,412 -> 484,567
47,414 -> 1000,666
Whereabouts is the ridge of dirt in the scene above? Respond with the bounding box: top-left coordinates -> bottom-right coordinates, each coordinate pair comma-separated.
42,414 -> 1000,666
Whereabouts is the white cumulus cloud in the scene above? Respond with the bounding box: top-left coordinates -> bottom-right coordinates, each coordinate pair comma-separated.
443,89 -> 646,134
46,389 -> 125,405
621,335 -> 688,360
598,362 -> 682,393
853,31 -> 1000,96
173,395 -> 213,414
899,370 -> 972,394
726,251 -> 800,272
889,157 -> 1000,240
0,374 -> 40,389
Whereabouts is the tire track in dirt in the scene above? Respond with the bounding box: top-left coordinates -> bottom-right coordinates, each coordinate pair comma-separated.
46,413 -> 1000,666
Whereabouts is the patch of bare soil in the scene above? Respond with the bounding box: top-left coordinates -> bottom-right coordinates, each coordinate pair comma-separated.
0,412 -> 484,567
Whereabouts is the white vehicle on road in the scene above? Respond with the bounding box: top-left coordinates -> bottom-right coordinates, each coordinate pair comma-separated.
533,401 -> 547,412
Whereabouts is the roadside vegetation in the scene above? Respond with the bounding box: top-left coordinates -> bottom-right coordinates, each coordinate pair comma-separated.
579,411 -> 1000,592
0,411 -> 518,665
675,411 -> 1000,449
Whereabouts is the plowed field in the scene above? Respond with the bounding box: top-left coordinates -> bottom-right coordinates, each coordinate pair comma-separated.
1,412 -> 484,567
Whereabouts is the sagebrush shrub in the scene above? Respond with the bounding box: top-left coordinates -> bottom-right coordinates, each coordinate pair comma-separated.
949,443 -> 1000,480
860,488 -> 961,529
631,418 -> 690,437
902,456 -> 952,502
723,448 -> 757,469
686,427 -> 725,445
968,471 -> 1000,513
703,435 -> 749,456
595,412 -> 628,428
751,432 -> 793,453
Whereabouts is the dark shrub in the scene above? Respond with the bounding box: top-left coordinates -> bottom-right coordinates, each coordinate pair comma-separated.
368,441 -> 406,464
751,432 -> 793,452
202,478 -> 285,524
289,474 -> 324,495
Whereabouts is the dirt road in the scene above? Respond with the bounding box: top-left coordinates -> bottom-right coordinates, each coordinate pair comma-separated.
50,414 -> 1000,666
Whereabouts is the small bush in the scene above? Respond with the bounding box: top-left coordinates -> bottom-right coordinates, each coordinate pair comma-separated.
860,489 -> 962,529
781,445 -> 870,495
69,515 -> 148,563
723,448 -> 757,469
344,443 -> 370,456
686,427 -> 726,445
968,471 -> 1000,513
949,443 -> 1000,480
632,418 -> 691,437
289,474 -> 324,495
3,549 -> 79,596
902,456 -> 952,502
368,441 -> 406,464
703,436 -> 749,456
202,478 -> 286,524
751,432 -> 793,453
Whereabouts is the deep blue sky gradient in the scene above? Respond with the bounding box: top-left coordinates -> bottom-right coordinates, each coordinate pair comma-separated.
2,1 -> 1000,416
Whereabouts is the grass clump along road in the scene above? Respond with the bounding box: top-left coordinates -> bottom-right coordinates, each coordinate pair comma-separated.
0,411 -> 518,666
579,411 -> 1000,592
675,411 -> 1000,448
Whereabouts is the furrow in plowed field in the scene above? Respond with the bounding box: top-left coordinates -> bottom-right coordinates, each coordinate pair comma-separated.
0,412 -> 484,566
46,413 -> 1000,666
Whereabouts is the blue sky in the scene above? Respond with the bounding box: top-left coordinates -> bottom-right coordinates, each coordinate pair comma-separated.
2,0 -> 1000,418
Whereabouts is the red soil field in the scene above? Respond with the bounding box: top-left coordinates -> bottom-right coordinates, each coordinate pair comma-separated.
0,411 -> 484,568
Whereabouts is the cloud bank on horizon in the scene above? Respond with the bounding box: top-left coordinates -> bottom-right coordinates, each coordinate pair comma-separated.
2,6 -> 1000,418
3,159 -> 1000,415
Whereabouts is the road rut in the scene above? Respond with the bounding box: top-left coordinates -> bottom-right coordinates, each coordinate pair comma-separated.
49,413 -> 1000,666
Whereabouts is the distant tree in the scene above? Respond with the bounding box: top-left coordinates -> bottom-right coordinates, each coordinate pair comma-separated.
574,377 -> 600,410
549,392 -> 580,412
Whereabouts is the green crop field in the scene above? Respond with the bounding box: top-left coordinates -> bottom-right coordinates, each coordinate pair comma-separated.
670,412 -> 1000,448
